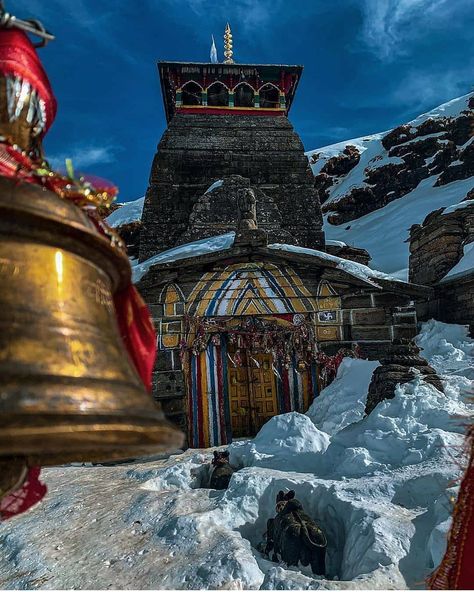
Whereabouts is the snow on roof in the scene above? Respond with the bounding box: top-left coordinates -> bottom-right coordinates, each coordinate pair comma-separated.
133,232 -> 235,282
268,243 -> 404,287
133,231 -> 409,287
441,242 -> 474,282
106,197 -> 145,228
205,179 -> 224,194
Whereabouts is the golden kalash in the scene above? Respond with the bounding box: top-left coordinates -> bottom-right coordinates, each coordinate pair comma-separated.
0,7 -> 183,505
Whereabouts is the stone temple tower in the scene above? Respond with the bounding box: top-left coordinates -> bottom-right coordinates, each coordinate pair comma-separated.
139,27 -> 325,261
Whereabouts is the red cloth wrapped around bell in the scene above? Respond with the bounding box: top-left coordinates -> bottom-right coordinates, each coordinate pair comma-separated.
0,28 -> 157,520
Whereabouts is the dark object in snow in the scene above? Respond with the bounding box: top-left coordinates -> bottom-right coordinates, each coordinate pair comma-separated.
265,489 -> 327,576
365,338 -> 444,415
209,450 -> 234,490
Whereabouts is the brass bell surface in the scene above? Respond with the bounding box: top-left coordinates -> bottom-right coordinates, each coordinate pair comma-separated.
0,176 -> 184,464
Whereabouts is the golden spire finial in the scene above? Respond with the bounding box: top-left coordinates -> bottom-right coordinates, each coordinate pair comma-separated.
223,22 -> 234,64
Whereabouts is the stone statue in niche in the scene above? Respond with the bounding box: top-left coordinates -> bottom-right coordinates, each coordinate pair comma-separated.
237,187 -> 258,231
234,186 -> 268,247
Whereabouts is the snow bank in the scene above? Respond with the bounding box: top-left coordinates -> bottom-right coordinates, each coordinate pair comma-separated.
105,197 -> 144,227
1,322 -> 472,590
416,319 -> 474,377
306,358 -> 380,435
229,413 -> 330,473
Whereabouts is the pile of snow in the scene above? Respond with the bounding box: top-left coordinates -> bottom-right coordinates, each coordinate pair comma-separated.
306,358 -> 380,435
1,321 -> 472,589
105,196 -> 144,228
229,413 -> 330,473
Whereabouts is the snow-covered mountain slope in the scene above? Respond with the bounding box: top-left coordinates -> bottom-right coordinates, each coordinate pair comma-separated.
307,94 -> 474,278
1,321 -> 472,590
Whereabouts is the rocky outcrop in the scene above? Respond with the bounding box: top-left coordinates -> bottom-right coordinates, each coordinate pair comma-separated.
365,339 -> 444,415
309,94 -> 474,226
409,192 -> 474,333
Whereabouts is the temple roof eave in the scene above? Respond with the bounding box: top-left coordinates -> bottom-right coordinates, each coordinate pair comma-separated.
135,241 -> 432,298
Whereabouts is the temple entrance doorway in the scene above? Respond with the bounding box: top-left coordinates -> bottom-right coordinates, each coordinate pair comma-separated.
228,347 -> 278,438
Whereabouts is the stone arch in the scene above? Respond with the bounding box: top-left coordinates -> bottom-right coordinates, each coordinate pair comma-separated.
181,81 -> 203,106
207,81 -> 229,107
233,82 -> 255,107
259,83 -> 280,108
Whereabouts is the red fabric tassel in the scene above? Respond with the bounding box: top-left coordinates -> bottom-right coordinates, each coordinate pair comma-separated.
0,467 -> 47,521
0,29 -> 57,133
429,427 -> 474,589
114,285 -> 157,393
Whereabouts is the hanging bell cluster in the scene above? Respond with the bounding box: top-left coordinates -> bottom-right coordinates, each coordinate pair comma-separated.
0,6 -> 183,474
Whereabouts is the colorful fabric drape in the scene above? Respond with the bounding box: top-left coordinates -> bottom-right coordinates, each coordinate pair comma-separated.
0,29 -> 57,133
429,426 -> 474,589
275,356 -> 319,414
186,339 -> 319,448
187,340 -> 231,448
114,285 -> 157,393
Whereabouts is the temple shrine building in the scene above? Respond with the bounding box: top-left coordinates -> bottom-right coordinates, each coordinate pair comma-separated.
132,28 -> 431,447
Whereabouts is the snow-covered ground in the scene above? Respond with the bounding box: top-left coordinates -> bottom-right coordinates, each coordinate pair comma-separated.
1,320 -> 472,590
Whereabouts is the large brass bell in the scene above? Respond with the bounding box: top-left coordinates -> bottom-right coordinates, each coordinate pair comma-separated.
0,176 -> 183,465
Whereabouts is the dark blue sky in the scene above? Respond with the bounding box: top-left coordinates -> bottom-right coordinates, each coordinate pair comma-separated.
13,0 -> 474,201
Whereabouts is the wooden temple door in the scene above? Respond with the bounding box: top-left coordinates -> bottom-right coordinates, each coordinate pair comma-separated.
228,364 -> 251,438
248,352 -> 278,433
228,349 -> 278,438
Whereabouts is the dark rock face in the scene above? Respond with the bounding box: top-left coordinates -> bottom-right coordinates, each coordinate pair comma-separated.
409,195 -> 474,334
316,98 -> 473,225
181,175 -> 293,245
365,339 -> 444,415
139,114 -> 324,261
409,194 -> 474,285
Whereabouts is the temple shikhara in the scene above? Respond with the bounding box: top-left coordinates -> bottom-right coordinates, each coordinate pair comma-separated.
135,25 -> 431,448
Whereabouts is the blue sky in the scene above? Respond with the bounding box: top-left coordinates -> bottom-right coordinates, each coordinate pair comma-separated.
12,0 -> 474,201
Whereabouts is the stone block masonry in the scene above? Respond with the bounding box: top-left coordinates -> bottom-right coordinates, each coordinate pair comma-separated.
139,114 -> 324,261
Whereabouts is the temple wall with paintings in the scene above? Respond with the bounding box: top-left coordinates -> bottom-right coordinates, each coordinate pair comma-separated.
138,259 -> 418,447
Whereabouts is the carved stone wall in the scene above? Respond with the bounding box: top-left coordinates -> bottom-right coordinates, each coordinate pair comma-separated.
139,114 -> 325,261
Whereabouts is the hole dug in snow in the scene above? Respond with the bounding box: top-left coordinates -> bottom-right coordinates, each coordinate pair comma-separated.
234,474 -> 406,584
